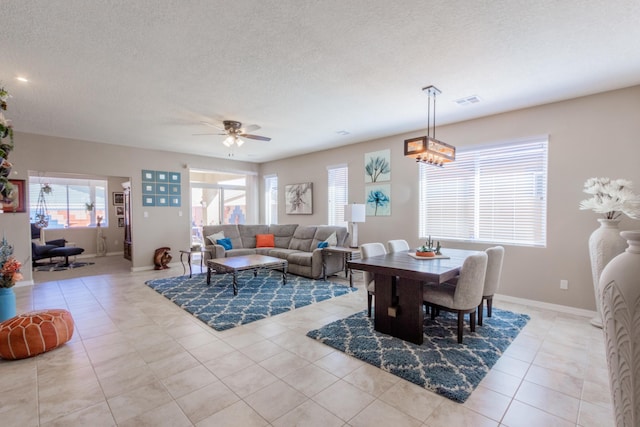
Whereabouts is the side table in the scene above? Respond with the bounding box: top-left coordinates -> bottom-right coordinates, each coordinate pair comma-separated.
321,246 -> 360,287
179,248 -> 212,278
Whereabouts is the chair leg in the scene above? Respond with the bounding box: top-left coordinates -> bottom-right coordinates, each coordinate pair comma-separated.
478,300 -> 484,326
486,296 -> 493,318
430,305 -> 437,320
457,311 -> 464,343
367,293 -> 373,318
469,310 -> 476,333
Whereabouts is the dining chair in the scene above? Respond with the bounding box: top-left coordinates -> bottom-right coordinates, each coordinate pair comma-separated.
387,239 -> 410,253
422,252 -> 488,343
360,242 -> 387,317
478,246 -> 505,326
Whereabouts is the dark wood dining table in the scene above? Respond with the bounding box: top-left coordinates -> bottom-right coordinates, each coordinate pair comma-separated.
347,248 -> 480,344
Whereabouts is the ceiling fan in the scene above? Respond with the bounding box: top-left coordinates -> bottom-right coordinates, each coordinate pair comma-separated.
195,120 -> 271,147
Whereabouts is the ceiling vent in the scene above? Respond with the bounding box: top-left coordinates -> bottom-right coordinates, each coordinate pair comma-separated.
453,95 -> 481,106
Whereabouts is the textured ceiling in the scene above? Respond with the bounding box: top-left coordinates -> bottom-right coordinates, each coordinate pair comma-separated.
3,0 -> 640,163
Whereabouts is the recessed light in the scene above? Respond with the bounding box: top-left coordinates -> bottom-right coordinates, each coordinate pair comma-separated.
16,77 -> 29,82
336,130 -> 350,136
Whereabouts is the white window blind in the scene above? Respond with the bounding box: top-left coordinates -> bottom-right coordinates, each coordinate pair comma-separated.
28,176 -> 108,228
419,137 -> 548,247
328,165 -> 348,226
264,174 -> 278,225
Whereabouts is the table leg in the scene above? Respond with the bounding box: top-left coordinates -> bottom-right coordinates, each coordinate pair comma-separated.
282,263 -> 287,284
206,266 -> 211,285
180,252 -> 187,276
188,252 -> 193,278
346,254 -> 353,287
233,271 -> 238,295
374,274 -> 423,345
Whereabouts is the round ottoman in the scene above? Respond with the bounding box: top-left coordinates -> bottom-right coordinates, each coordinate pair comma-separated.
0,309 -> 74,360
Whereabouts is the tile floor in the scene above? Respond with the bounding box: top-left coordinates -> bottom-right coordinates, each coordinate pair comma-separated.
1,255 -> 614,426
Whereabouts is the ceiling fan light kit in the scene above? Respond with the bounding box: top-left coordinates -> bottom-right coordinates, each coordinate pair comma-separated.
196,119 -> 271,150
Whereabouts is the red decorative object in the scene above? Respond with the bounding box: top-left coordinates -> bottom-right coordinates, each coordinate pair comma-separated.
416,251 -> 436,257
0,309 -> 74,360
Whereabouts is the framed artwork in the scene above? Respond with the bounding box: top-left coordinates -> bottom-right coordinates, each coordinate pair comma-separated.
169,196 -> 181,207
2,179 -> 26,213
116,206 -> 124,216
140,169 -> 180,207
117,217 -> 125,227
285,182 -> 313,214
365,183 -> 391,216
142,195 -> 155,206
113,192 -> 124,205
142,170 -> 155,182
155,171 -> 168,182
142,183 -> 154,194
364,149 -> 391,183
169,172 -> 181,183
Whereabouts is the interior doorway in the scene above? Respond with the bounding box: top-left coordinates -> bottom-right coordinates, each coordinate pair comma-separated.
189,170 -> 250,247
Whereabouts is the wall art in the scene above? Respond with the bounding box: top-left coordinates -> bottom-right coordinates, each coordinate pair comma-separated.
364,149 -> 391,183
285,182 -> 313,214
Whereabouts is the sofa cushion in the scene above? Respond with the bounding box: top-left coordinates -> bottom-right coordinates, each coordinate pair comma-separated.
217,238 -> 233,250
202,225 -> 243,249
287,251 -> 313,267
239,225 -> 269,248
288,226 -> 317,252
206,231 -> 225,245
317,241 -> 329,249
225,248 -> 256,257
268,248 -> 302,260
268,224 -> 299,248
256,234 -> 275,248
324,232 -> 337,247
312,226 -> 348,249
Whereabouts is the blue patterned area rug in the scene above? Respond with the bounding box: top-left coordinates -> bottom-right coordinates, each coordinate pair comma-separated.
307,308 -> 529,403
146,271 -> 356,331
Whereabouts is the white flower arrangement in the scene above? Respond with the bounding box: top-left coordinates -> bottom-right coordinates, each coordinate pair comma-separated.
579,177 -> 640,220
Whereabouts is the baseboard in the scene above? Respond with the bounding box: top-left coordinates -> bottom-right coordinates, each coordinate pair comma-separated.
494,293 -> 597,319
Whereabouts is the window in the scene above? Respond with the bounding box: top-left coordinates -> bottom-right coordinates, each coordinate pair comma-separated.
264,174 -> 278,225
327,164 -> 348,226
419,137 -> 548,247
28,176 -> 108,228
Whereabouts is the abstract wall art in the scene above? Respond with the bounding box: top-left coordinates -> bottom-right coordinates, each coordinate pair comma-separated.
285,182 -> 313,214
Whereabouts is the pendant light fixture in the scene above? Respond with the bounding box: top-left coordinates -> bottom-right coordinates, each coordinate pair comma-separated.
404,85 -> 455,167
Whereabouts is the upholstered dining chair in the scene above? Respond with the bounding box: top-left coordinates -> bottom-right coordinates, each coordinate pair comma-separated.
478,246 -> 505,326
422,252 -> 488,343
387,239 -> 410,253
360,242 -> 387,317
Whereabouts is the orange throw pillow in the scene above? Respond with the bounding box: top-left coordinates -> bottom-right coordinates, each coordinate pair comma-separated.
256,234 -> 275,248
0,309 -> 74,360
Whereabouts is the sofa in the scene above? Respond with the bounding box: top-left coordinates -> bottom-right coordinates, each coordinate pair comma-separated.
201,224 -> 348,279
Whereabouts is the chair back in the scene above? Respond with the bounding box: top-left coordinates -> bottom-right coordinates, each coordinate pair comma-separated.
360,242 -> 387,286
452,252 -> 488,310
483,246 -> 505,298
387,239 -> 410,253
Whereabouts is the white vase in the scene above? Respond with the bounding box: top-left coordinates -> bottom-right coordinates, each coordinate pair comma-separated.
588,219 -> 626,328
598,230 -> 640,427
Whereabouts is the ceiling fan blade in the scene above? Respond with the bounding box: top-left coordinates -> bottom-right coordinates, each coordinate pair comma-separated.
200,120 -> 225,130
241,124 -> 260,133
241,134 -> 271,141
192,132 -> 226,136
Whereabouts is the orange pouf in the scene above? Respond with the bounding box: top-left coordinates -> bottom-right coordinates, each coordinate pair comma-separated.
0,309 -> 74,360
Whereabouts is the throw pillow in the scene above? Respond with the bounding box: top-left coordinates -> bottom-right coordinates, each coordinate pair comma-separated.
324,231 -> 338,247
256,234 -> 275,248
317,241 -> 329,249
216,238 -> 233,250
206,231 -> 225,245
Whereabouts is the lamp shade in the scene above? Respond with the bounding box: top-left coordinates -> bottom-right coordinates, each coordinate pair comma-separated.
344,204 -> 366,223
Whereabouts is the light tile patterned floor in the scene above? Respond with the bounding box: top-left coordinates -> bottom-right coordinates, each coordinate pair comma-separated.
0,255 -> 614,426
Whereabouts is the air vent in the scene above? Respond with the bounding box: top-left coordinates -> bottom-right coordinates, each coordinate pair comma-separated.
454,95 -> 481,106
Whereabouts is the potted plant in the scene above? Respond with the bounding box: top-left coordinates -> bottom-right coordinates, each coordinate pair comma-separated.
85,201 -> 94,212
416,236 -> 441,257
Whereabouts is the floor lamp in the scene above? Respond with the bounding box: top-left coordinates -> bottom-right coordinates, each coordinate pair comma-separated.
344,204 -> 366,248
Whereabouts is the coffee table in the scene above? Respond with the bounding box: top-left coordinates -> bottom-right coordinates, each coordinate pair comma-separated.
206,254 -> 288,295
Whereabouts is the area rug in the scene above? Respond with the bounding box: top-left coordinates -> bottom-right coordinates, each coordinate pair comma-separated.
34,261 -> 95,272
146,271 -> 357,331
306,308 -> 529,403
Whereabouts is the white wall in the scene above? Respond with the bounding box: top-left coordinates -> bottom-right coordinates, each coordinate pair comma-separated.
1,133 -> 259,282
259,85 -> 640,311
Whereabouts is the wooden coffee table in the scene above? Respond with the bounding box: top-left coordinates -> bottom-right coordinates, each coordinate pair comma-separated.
206,254 -> 288,295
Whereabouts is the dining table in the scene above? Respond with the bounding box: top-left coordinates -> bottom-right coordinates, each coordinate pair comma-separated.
347,248 -> 480,344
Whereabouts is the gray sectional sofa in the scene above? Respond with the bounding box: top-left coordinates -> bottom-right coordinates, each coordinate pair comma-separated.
201,224 -> 348,279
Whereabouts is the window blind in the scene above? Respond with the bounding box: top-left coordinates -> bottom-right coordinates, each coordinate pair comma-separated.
264,174 -> 278,225
419,137 -> 548,247
327,165 -> 348,226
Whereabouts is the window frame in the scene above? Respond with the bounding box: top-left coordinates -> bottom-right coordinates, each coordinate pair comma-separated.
419,136 -> 548,247
327,164 -> 349,227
